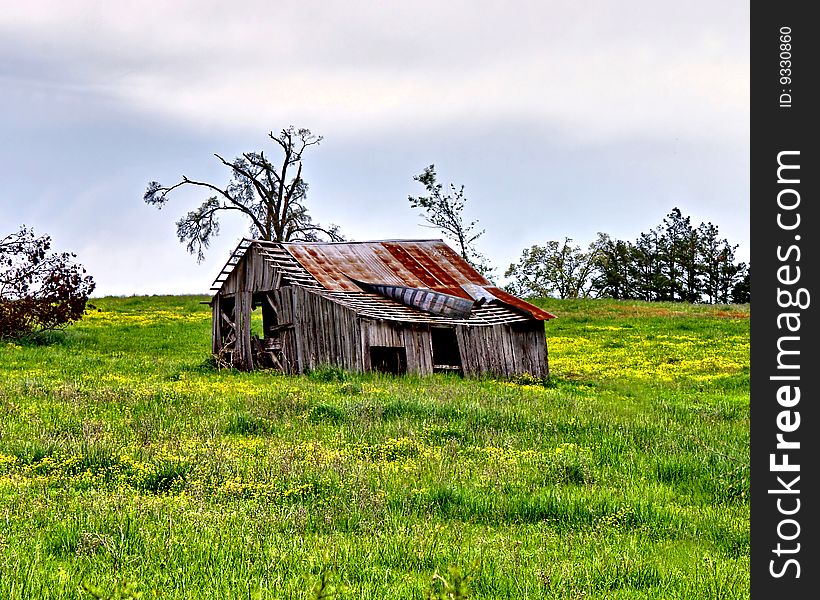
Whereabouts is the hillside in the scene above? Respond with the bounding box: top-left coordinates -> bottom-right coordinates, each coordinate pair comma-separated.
0,296 -> 750,599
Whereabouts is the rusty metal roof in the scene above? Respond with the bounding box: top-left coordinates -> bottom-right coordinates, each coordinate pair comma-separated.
213,239 -> 555,322
282,240 -> 491,296
481,287 -> 556,321
281,240 -> 554,321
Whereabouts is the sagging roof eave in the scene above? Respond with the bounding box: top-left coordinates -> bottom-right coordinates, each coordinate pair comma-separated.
311,288 -> 536,326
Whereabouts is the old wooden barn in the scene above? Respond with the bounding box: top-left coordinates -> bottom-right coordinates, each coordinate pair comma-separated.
209,239 -> 555,377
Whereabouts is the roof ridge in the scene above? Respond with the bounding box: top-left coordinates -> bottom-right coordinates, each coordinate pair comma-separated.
271,238 -> 446,245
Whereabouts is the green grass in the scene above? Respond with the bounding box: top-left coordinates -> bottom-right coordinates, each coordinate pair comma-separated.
0,295 -> 750,599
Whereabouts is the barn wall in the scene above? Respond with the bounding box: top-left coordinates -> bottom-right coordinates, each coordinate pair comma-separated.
220,245 -> 282,296
360,319 -> 433,375
455,321 -> 548,378
515,321 -> 550,378
275,286 -> 363,373
216,246 -> 253,370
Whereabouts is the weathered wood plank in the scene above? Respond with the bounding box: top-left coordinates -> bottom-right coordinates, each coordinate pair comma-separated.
234,291 -> 253,370
212,295 -> 222,355
277,288 -> 297,374
292,287 -> 304,372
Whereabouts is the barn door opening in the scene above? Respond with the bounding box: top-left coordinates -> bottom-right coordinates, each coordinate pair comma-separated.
249,292 -> 287,371
369,346 -> 407,375
431,327 -> 462,374
215,296 -> 237,366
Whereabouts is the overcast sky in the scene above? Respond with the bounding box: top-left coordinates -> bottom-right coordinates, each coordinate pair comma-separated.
0,1 -> 749,296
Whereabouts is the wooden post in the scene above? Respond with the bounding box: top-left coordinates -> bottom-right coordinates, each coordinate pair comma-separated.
212,295 -> 222,355
292,287 -> 304,373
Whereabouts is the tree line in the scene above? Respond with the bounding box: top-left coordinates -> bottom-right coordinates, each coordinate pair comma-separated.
505,208 -> 749,304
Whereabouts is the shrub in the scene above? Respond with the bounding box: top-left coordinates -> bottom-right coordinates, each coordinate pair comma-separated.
0,226 -> 95,339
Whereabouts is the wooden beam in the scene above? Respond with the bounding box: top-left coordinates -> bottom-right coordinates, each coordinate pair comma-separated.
220,310 -> 235,331
265,293 -> 279,315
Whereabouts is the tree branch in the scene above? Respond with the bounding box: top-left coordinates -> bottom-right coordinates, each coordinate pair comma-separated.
174,173 -> 267,236
144,126 -> 336,259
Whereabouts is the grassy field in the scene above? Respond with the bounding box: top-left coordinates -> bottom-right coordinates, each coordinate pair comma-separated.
0,296 -> 750,599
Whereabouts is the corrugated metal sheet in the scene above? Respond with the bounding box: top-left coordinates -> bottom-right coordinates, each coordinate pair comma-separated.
460,283 -> 499,303
348,277 -> 475,319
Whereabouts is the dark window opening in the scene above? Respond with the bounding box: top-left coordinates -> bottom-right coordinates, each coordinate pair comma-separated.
431,328 -> 462,373
369,346 -> 407,375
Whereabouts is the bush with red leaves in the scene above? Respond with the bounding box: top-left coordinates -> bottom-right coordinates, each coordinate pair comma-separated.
0,227 -> 96,339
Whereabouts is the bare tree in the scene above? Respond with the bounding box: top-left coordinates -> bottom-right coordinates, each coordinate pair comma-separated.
408,164 -> 493,277
144,126 -> 343,261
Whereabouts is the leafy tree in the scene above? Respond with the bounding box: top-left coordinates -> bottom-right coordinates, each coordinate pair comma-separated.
697,221 -> 724,304
503,244 -> 554,298
630,230 -> 667,302
714,241 -> 744,304
590,233 -> 634,300
144,126 -> 342,261
505,238 -> 598,299
662,208 -> 702,302
693,220 -> 745,304
0,227 -> 95,339
408,165 -> 493,277
732,264 -> 750,304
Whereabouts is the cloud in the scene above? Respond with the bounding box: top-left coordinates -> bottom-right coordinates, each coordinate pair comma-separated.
0,1 -> 749,142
